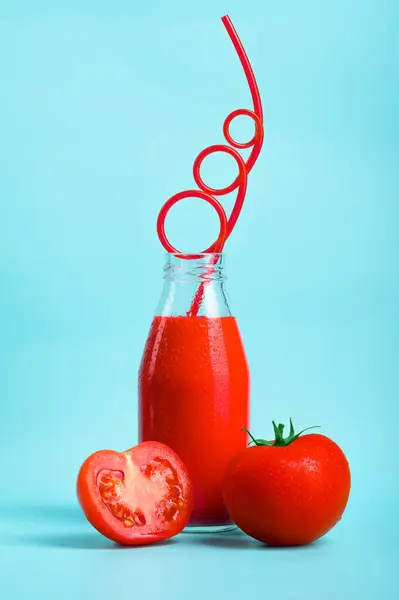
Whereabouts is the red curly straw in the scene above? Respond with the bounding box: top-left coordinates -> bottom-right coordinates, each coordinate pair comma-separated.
157,15 -> 264,316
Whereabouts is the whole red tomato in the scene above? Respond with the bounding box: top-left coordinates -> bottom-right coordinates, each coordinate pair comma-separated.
77,441 -> 194,545
223,420 -> 351,546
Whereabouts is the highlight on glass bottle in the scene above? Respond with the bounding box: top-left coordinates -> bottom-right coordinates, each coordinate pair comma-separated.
138,252 -> 249,533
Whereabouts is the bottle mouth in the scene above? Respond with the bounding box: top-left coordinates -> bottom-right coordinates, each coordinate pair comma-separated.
163,253 -> 225,282
169,252 -> 223,260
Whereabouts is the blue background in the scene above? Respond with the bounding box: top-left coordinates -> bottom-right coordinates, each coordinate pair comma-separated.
1,0 -> 398,598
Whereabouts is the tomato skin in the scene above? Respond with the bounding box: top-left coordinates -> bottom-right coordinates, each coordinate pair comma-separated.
77,441 -> 194,546
223,434 -> 351,546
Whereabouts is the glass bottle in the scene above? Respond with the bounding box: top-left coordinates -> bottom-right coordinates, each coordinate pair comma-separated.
138,253 -> 249,532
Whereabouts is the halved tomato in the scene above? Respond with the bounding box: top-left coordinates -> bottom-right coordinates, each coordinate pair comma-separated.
77,441 -> 194,545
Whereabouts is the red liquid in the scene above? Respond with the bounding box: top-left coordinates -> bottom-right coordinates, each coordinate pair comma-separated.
139,316 -> 249,526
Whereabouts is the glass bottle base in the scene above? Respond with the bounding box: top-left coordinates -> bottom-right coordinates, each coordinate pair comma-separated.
184,523 -> 237,534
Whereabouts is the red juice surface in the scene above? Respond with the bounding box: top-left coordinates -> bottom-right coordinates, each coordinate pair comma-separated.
139,315 -> 249,526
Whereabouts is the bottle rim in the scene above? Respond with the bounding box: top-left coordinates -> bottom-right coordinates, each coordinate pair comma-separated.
166,252 -> 223,260
163,253 -> 225,281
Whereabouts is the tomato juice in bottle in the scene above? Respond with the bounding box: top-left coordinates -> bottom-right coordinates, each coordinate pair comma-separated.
139,254 -> 249,532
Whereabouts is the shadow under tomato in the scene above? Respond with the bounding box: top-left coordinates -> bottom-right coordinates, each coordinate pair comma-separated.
15,532 -> 178,550
198,530 -> 330,551
2,503 -> 85,524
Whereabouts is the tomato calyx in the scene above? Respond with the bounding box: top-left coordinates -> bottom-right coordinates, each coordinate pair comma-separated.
243,418 -> 320,447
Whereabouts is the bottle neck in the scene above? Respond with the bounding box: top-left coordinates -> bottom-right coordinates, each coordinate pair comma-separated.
156,253 -> 231,318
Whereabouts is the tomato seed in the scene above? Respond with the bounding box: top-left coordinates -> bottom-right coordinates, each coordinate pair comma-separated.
99,483 -> 111,494
123,519 -> 134,528
102,490 -> 114,500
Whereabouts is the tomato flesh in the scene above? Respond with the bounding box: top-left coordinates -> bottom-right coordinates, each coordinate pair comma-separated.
77,442 -> 194,545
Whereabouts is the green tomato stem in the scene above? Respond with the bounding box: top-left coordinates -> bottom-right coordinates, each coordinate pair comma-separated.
242,418 -> 320,447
